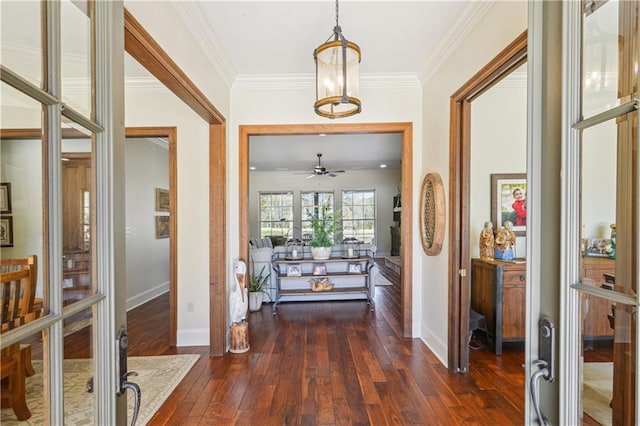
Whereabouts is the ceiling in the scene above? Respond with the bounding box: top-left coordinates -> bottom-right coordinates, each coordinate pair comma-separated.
124,1 -> 492,173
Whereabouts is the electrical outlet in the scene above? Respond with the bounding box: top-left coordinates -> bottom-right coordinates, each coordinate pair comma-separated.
186,302 -> 194,312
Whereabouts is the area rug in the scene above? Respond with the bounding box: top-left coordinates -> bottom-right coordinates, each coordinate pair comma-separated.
583,362 -> 612,426
1,354 -> 199,425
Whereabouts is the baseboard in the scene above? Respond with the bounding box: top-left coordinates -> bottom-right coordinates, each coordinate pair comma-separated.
126,281 -> 169,311
421,324 -> 448,368
177,328 -> 209,346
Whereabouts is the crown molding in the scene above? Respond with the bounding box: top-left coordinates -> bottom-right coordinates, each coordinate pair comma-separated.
418,1 -> 495,84
172,1 -> 236,88
232,73 -> 420,91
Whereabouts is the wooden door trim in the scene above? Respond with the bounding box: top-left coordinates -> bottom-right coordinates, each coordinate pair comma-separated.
239,122 -> 414,337
448,31 -> 527,371
124,10 -> 226,355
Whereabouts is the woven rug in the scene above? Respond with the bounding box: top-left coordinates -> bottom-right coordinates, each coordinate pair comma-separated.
1,354 -> 199,425
583,362 -> 612,426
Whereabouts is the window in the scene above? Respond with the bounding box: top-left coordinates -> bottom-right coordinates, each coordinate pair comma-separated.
342,190 -> 375,243
259,192 -> 293,237
301,191 -> 334,243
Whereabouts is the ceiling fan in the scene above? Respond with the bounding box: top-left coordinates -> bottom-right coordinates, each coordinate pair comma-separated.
300,153 -> 345,179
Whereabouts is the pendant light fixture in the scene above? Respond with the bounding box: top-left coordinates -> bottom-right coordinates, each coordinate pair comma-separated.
313,0 -> 361,119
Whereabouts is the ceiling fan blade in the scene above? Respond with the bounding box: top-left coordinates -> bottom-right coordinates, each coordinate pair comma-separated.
327,170 -> 345,174
306,174 -> 316,179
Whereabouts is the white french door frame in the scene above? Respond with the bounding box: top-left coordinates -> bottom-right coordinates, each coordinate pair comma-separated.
559,0 -> 640,424
0,0 -> 124,423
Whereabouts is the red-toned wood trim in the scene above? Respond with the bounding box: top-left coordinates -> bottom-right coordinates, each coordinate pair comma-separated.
239,122 -> 413,337
448,31 -> 527,372
123,9 -> 224,125
209,123 -> 226,356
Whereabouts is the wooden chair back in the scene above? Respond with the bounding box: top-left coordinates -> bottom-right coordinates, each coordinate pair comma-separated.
0,255 -> 38,332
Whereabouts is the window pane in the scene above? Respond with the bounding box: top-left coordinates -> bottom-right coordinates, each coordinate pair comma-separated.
582,0 -> 625,117
61,0 -> 93,118
581,296 -> 636,425
0,0 -> 42,88
62,134 -> 94,306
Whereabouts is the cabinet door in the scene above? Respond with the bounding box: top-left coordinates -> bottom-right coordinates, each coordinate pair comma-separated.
471,261 -> 496,333
62,156 -> 91,251
501,267 -> 526,339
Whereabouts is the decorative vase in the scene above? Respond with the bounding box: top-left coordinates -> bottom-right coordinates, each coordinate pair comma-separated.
249,292 -> 264,312
310,246 -> 332,260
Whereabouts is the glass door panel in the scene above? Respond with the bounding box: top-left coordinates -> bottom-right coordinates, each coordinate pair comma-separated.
0,1 -> 42,88
61,0 -> 93,118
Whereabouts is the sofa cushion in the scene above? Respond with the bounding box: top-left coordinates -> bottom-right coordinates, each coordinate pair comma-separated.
249,237 -> 273,249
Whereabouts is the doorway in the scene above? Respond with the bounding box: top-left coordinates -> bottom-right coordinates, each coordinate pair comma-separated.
239,123 -> 414,336
448,32 -> 527,371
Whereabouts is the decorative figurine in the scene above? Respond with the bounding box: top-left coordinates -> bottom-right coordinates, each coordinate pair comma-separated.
494,221 -> 516,260
229,260 -> 248,324
479,221 -> 495,260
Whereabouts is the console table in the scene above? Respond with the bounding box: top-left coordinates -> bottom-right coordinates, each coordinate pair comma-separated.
271,250 -> 374,314
471,258 -> 526,355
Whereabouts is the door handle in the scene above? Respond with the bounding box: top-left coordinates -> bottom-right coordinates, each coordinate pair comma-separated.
530,317 -> 554,425
116,327 -> 141,426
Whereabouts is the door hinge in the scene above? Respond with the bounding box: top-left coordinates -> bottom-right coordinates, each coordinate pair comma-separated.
459,268 -> 467,277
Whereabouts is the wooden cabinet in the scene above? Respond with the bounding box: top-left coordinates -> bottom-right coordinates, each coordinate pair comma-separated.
471,258 -> 526,355
580,257 -> 615,338
62,156 -> 91,252
390,226 -> 401,256
272,252 -> 374,314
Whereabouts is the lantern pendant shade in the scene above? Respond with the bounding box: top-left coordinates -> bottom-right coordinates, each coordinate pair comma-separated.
314,34 -> 361,118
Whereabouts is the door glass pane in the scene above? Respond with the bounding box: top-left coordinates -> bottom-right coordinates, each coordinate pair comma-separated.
63,307 -> 95,422
61,0 -> 93,118
0,1 -> 42,88
62,134 -> 94,306
581,296 -> 636,425
582,0 -> 621,117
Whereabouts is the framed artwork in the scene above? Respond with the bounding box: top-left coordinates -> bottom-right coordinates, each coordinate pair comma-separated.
0,216 -> 14,247
348,263 -> 362,274
0,182 -> 11,214
312,264 -> 327,276
155,188 -> 170,212
286,264 -> 301,277
491,173 -> 526,236
155,215 -> 170,239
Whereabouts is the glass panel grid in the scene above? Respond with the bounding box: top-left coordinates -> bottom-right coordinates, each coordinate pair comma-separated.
301,191 -> 334,242
259,192 -> 293,237
342,190 -> 375,243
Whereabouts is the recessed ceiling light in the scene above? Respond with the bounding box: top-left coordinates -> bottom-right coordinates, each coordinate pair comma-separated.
249,166 -> 256,170
380,164 -> 387,168
318,133 -> 326,137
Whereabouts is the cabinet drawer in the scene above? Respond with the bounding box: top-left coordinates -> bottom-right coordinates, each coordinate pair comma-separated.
503,270 -> 526,286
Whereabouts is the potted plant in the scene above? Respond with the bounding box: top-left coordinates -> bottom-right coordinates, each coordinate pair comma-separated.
248,264 -> 271,311
307,205 -> 341,260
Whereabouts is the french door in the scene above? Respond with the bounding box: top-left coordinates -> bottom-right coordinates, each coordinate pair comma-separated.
1,1 -> 125,423
561,0 -> 639,424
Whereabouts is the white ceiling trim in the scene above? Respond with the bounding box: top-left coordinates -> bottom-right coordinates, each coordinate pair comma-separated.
232,72 -> 420,91
418,0 -> 495,84
124,77 -> 169,94
172,1 -> 236,88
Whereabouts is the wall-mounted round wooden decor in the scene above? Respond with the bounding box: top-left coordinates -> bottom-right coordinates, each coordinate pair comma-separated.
420,173 -> 445,256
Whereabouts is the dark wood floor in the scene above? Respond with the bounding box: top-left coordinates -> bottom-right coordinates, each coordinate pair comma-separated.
119,259 -> 526,425
32,258 -> 612,424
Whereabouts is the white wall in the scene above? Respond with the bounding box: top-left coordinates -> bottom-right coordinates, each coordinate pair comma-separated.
420,1 -> 528,365
230,82 -> 424,337
470,79 -> 527,259
248,169 -> 401,256
125,88 -> 213,346
124,138 -> 170,309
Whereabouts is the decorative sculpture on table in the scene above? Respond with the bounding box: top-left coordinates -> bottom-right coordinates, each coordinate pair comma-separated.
479,221 -> 495,260
229,260 -> 250,353
494,221 -> 516,260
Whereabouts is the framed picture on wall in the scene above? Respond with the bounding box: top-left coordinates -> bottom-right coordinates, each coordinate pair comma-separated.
0,216 -> 14,247
0,183 -> 11,214
155,188 -> 170,212
491,173 -> 526,236
155,215 -> 170,239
